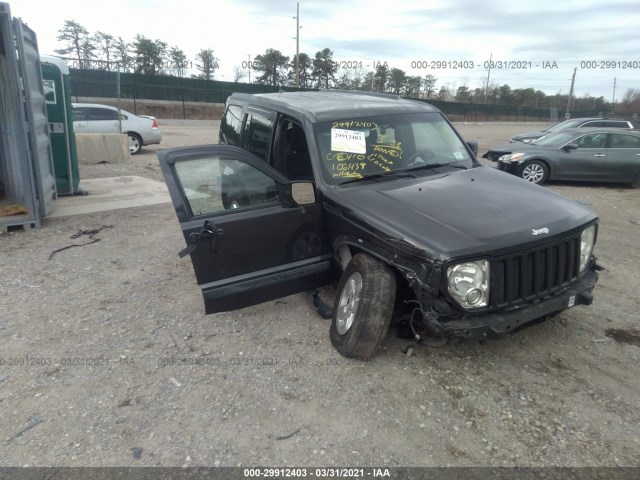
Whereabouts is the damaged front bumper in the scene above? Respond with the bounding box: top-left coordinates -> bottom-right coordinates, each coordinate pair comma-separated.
440,268 -> 599,340
496,161 -> 519,174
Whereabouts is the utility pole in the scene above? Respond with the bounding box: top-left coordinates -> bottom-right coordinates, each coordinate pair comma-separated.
612,77 -> 617,113
248,54 -> 251,84
565,67 -> 576,119
483,52 -> 492,104
295,2 -> 300,87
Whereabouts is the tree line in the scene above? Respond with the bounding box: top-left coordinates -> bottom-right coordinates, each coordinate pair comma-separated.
56,19 -> 640,114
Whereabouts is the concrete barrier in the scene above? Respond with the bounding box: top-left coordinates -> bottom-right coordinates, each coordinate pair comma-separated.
75,133 -> 131,164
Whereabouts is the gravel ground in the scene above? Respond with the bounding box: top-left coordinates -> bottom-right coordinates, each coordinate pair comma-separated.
1,122 -> 639,468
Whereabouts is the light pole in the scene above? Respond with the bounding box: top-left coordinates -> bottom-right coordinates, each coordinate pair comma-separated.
293,2 -> 300,87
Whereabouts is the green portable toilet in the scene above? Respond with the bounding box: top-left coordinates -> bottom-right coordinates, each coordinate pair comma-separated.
40,55 -> 82,196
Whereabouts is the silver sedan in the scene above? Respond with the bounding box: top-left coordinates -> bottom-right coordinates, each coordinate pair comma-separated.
72,103 -> 162,154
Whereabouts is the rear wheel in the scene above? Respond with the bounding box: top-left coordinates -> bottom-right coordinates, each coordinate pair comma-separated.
128,133 -> 142,155
519,160 -> 548,184
330,254 -> 396,359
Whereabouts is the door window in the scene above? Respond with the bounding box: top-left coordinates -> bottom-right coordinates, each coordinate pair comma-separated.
220,104 -> 244,145
281,120 -> 314,180
575,133 -> 607,149
244,110 -> 273,162
174,156 -> 279,217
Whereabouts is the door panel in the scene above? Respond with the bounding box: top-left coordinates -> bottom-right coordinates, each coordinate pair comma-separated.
606,134 -> 640,181
555,133 -> 608,180
158,145 -> 334,313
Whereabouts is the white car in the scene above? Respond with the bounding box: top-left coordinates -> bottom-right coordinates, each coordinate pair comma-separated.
71,103 -> 162,154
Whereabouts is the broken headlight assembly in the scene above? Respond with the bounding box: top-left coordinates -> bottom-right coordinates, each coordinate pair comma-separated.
446,260 -> 490,309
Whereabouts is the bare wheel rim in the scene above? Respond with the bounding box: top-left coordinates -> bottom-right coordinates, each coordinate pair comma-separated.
128,135 -> 141,153
336,272 -> 363,335
522,163 -> 544,183
229,200 -> 240,209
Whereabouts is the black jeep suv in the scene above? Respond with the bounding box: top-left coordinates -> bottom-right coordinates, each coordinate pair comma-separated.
158,91 -> 599,359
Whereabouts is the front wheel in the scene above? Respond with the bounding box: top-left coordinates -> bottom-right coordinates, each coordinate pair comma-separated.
519,160 -> 548,184
330,254 -> 396,359
128,133 -> 143,155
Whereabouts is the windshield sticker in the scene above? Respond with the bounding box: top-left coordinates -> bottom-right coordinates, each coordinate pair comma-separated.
331,128 -> 366,154
453,152 -> 465,159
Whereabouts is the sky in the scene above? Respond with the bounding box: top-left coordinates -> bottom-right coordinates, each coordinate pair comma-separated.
10,0 -> 640,101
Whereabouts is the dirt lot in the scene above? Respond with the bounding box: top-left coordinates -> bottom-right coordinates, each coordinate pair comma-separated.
1,122 -> 639,468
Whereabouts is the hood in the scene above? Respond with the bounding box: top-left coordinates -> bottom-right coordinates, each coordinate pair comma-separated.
327,166 -> 596,260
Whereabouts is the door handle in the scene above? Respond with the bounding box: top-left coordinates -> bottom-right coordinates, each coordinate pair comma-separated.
178,220 -> 224,258
593,154 -> 606,157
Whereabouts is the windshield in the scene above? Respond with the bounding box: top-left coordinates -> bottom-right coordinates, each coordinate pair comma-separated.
546,119 -> 585,132
313,112 -> 473,185
531,131 -> 577,146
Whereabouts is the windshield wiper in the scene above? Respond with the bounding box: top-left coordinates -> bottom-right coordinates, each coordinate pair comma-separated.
403,162 -> 468,173
339,170 -> 416,185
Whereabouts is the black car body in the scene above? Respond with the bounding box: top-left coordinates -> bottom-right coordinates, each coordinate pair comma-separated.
488,128 -> 640,186
506,117 -> 637,145
159,91 -> 600,359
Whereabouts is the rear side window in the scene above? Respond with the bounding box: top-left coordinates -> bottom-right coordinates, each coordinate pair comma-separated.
220,104 -> 243,145
243,110 -> 274,162
610,134 -> 640,148
602,121 -> 629,128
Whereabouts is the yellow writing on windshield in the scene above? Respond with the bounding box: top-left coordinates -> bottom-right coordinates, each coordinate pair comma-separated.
332,120 -> 378,129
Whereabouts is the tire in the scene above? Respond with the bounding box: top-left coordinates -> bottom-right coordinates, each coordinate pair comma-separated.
632,171 -> 640,188
519,160 -> 548,184
330,253 -> 396,359
128,133 -> 143,155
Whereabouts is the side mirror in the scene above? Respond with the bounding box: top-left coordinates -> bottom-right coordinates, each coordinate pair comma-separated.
564,143 -> 578,151
466,140 -> 478,156
291,181 -> 316,206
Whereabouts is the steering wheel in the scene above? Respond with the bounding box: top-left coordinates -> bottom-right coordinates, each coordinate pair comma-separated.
404,149 -> 436,167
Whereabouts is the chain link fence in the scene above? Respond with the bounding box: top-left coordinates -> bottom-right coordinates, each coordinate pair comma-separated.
63,59 -> 603,122
65,58 -> 300,120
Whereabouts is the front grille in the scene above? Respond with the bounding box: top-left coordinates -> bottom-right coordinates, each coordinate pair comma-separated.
490,235 -> 581,309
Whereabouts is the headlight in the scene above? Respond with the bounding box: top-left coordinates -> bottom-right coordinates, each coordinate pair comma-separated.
522,138 -> 533,143
447,260 -> 490,309
579,225 -> 596,273
498,153 -> 525,162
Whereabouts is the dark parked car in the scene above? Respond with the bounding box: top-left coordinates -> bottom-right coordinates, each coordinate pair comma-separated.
489,128 -> 640,186
158,91 -> 600,359
506,117 -> 637,145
